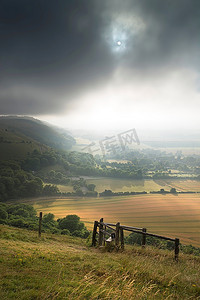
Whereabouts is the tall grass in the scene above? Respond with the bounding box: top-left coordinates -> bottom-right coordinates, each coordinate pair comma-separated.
0,225 -> 200,299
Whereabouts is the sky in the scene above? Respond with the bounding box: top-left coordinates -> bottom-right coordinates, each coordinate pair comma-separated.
0,0 -> 200,137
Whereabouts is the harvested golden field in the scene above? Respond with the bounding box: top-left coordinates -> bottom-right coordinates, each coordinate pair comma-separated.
161,179 -> 200,192
23,193 -> 200,247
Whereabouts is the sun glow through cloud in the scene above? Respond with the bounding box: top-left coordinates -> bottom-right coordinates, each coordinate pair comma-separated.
104,12 -> 145,54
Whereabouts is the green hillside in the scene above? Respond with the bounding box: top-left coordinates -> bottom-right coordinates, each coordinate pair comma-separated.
0,116 -> 75,160
0,127 -> 49,160
0,225 -> 200,299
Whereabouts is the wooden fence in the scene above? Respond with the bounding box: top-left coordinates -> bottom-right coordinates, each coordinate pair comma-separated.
92,218 -> 180,261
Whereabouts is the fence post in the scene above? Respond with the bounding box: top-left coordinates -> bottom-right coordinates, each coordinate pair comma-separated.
115,222 -> 120,249
92,221 -> 98,246
120,227 -> 124,250
38,212 -> 42,237
103,225 -> 106,246
142,228 -> 147,248
175,238 -> 180,261
99,218 -> 104,246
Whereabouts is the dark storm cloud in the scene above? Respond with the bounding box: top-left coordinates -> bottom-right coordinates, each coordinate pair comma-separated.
105,0 -> 200,75
0,0 -> 114,113
127,0 -> 200,71
0,0 -> 200,114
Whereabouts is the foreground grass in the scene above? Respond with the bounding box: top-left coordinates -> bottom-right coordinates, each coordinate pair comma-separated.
0,225 -> 200,299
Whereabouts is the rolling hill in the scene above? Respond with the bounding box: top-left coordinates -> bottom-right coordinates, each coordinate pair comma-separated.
0,116 -> 75,160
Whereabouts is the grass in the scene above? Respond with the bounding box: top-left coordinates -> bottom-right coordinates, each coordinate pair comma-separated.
0,225 -> 200,299
0,128 -> 47,160
86,178 -> 200,193
86,178 -> 167,193
17,193 -> 200,247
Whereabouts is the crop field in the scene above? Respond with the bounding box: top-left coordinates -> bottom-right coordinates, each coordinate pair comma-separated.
86,178 -> 200,193
23,193 -> 200,247
48,179 -> 200,194
161,179 -> 200,192
86,178 -> 164,192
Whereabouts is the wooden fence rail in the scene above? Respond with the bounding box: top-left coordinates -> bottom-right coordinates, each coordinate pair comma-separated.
92,218 -> 180,261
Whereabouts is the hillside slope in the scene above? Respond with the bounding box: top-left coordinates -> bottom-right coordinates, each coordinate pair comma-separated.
0,225 -> 200,299
0,117 -> 75,160
0,126 -> 48,160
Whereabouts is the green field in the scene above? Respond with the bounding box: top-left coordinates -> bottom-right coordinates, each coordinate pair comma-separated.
86,178 -> 200,193
21,193 -> 200,247
0,128 -> 47,160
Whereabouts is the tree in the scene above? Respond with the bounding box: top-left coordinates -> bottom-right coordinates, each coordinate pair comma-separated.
42,213 -> 58,231
58,215 -> 86,234
20,178 -> 43,197
87,184 -> 96,191
43,185 -> 59,196
42,213 -> 55,223
170,188 -> 177,194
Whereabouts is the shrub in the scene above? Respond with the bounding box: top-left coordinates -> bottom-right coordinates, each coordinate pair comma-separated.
0,207 -> 8,220
9,218 -> 28,228
58,215 -> 89,238
61,229 -> 70,235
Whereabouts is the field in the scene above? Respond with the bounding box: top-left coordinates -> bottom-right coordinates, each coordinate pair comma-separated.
85,178 -> 200,193
161,179 -> 200,192
1,225 -> 200,299
48,178 -> 200,196
57,184 -> 74,193
21,193 -> 200,247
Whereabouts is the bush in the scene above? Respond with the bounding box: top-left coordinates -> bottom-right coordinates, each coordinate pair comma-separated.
7,204 -> 37,218
58,215 -> 81,232
126,232 -> 175,250
0,218 -> 7,224
0,207 -> 8,220
14,208 -> 29,218
126,232 -> 142,245
42,213 -> 58,231
9,218 -> 28,228
85,191 -> 98,197
42,213 -> 55,224
61,229 -> 70,235
72,229 -> 90,238
58,214 -> 89,238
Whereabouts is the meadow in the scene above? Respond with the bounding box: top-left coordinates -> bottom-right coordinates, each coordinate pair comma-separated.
0,225 -> 200,299
21,193 -> 200,247
86,178 -> 200,193
57,178 -> 200,194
